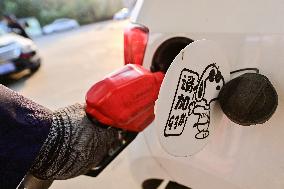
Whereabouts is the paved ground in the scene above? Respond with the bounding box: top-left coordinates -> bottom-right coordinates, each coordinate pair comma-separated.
6,20 -> 142,189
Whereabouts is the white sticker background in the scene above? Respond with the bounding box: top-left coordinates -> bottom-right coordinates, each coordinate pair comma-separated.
155,40 -> 230,157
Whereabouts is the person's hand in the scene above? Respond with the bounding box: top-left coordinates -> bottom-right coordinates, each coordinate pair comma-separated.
29,104 -> 120,180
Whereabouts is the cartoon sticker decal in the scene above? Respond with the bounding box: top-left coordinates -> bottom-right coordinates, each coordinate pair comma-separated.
164,64 -> 225,139
155,40 -> 230,157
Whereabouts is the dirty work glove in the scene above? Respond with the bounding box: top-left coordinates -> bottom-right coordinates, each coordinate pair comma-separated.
29,103 -> 119,180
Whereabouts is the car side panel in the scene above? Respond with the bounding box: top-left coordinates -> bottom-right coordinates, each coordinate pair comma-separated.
131,0 -> 284,34
141,32 -> 284,189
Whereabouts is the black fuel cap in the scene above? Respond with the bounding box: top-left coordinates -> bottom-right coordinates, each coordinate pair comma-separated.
218,73 -> 278,126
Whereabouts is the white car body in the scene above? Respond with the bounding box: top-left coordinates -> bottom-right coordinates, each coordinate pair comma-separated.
126,0 -> 284,189
43,18 -> 79,34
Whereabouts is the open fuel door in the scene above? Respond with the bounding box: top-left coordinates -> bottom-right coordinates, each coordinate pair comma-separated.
155,40 -> 230,157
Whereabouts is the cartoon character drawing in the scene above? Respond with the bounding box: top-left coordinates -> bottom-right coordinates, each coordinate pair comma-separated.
193,64 -> 224,139
164,64 -> 224,139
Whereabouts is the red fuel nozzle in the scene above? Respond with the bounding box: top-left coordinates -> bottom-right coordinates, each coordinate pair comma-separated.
84,64 -> 164,177
85,64 -> 164,132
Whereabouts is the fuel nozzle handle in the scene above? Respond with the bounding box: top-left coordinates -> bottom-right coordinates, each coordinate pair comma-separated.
85,64 -> 164,176
85,64 -> 164,132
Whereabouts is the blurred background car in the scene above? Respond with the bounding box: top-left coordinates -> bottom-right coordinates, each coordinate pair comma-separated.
43,18 -> 79,35
113,8 -> 130,20
0,23 -> 41,78
18,17 -> 43,38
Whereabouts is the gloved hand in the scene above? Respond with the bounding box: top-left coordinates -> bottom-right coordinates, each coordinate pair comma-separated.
20,103 -> 120,189
29,103 -> 120,180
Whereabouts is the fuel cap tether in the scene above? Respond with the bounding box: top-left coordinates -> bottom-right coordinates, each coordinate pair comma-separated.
218,73 -> 278,126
